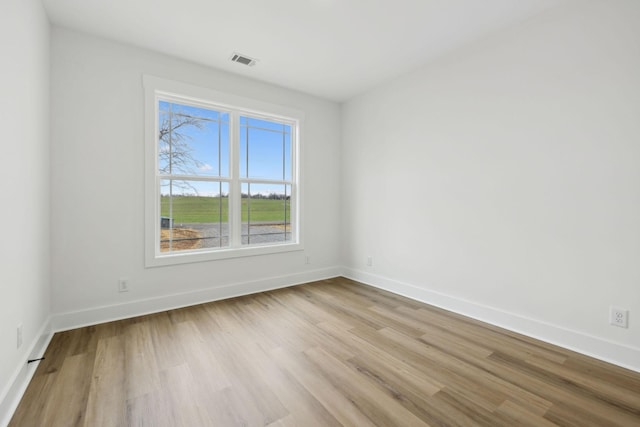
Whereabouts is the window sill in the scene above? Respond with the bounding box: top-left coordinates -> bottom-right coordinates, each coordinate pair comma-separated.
145,242 -> 303,268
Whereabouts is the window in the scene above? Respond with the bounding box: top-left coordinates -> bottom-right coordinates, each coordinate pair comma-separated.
144,76 -> 302,266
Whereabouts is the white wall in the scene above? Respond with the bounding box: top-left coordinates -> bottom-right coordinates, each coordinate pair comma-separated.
50,28 -> 342,328
342,0 -> 640,370
0,0 -> 51,422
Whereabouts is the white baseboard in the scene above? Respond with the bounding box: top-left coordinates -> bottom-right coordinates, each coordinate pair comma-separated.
52,267 -> 342,332
0,318 -> 53,427
343,267 -> 640,373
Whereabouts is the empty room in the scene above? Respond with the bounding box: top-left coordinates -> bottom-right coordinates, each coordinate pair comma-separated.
2,0 -> 639,425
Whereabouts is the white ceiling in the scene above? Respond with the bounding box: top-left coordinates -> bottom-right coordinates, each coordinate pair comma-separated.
42,0 -> 570,102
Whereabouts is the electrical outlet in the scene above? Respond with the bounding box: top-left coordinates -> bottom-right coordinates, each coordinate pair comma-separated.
305,255 -> 311,265
17,324 -> 23,349
366,256 -> 373,267
118,278 -> 130,293
610,307 -> 628,328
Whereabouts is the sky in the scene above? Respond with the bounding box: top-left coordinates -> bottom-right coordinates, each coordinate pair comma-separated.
159,101 -> 292,197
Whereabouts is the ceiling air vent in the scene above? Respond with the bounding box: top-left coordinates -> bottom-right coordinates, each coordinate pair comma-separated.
230,52 -> 257,67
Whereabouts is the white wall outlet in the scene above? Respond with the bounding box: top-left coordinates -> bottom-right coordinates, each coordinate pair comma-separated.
610,307 -> 628,328
118,278 -> 130,293
17,324 -> 23,349
366,256 -> 373,267
305,255 -> 311,265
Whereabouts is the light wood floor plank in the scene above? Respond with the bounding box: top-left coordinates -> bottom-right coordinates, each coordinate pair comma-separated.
271,346 -> 378,427
84,335 -> 126,427
9,277 -> 640,426
304,346 -> 431,427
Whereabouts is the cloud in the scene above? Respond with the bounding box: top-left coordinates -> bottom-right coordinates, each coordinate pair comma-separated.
198,163 -> 213,171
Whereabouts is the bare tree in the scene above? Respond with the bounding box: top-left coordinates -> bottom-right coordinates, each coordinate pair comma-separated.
159,108 -> 205,193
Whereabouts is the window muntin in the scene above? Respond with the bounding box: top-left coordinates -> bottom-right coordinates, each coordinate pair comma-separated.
145,78 -> 301,266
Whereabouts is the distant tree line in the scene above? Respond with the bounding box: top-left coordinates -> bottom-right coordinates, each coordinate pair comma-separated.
241,193 -> 289,200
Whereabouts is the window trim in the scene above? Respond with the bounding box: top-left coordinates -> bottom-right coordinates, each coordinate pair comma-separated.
143,75 -> 304,267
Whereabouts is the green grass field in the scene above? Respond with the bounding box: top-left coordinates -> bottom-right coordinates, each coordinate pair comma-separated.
160,196 -> 290,223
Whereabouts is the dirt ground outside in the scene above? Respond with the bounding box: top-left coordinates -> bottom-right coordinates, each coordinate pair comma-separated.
160,228 -> 202,252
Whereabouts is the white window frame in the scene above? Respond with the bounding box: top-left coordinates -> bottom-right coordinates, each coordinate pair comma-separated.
143,75 -> 304,267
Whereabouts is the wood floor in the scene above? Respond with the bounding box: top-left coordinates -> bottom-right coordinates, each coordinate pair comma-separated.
10,278 -> 640,426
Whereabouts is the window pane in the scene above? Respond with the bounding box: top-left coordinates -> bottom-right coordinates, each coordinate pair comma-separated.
284,133 -> 291,181
241,183 -> 291,245
158,108 -> 170,173
240,116 -> 291,180
160,180 -> 229,252
158,101 -> 229,177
